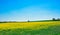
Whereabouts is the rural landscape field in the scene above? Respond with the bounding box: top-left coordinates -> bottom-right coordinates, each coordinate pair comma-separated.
0,21 -> 60,35
0,0 -> 60,35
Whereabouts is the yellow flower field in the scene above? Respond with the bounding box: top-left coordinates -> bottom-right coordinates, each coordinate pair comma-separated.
0,21 -> 60,30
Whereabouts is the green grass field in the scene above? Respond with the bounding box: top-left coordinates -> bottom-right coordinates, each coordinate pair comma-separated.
0,21 -> 60,35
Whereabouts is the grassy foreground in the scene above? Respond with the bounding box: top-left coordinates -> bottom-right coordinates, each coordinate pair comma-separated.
0,21 -> 60,35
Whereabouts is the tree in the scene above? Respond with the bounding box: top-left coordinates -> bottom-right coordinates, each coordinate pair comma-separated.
28,20 -> 30,22
52,18 -> 56,21
57,18 -> 60,21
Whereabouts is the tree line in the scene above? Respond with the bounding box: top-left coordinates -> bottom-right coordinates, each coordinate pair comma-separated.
52,18 -> 60,21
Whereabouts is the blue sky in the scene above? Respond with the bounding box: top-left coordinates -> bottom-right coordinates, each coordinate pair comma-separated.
0,0 -> 60,21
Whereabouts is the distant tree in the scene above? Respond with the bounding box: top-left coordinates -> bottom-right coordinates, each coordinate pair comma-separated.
57,18 -> 60,21
28,20 -> 30,22
52,18 -> 56,21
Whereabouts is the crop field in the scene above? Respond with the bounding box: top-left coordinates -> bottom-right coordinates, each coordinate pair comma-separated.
0,21 -> 60,35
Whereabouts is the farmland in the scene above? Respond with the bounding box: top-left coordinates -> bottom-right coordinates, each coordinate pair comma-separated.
0,21 -> 60,35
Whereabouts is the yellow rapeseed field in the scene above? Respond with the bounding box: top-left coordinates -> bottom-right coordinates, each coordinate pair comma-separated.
0,21 -> 60,30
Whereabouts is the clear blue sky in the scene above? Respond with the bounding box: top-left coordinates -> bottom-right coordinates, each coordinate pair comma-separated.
0,0 -> 60,21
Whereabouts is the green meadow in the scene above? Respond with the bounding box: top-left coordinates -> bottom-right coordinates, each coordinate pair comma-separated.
0,21 -> 60,35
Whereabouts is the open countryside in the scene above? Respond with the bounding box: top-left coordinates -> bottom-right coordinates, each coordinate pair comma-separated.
0,0 -> 60,35
0,21 -> 60,35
